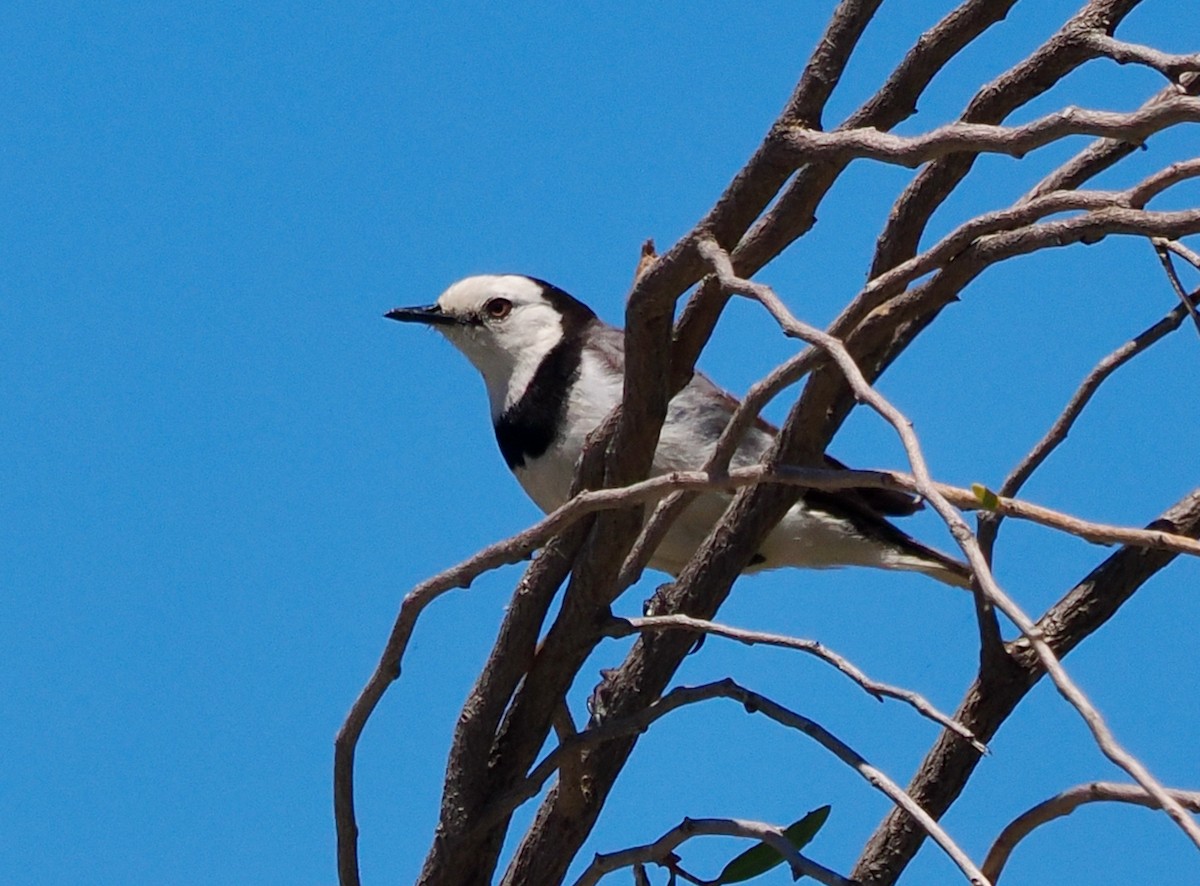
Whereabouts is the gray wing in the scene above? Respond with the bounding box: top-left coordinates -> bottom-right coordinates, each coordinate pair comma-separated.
580,321 -> 627,376
679,369 -> 923,517
589,327 -> 922,517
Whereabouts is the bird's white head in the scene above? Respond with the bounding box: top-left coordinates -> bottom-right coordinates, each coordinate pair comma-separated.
387,274 -> 596,416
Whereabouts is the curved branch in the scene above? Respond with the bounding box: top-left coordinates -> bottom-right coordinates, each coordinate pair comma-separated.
982,782 -> 1200,882
781,96 -> 1200,168
607,614 -> 984,750
780,0 -> 884,127
572,816 -> 852,886
1158,237 -> 1200,271
493,679 -> 989,886
1082,32 -> 1200,80
981,283 -> 1200,552
867,0 -> 1144,277
861,160 -> 1200,307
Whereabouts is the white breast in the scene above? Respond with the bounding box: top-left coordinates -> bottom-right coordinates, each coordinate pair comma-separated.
512,348 -> 623,512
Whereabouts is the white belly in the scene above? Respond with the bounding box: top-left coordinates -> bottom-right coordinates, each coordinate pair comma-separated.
513,446 -> 869,579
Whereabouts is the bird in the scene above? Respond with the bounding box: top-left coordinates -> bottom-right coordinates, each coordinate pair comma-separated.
386,274 -> 971,588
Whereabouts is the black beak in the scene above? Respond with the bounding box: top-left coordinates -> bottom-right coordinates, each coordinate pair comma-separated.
384,304 -> 460,326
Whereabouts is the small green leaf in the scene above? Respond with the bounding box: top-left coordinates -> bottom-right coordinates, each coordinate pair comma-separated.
715,806 -> 831,884
971,483 -> 1000,510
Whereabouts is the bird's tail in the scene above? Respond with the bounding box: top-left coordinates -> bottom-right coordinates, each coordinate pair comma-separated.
798,489 -> 974,589
884,540 -> 973,589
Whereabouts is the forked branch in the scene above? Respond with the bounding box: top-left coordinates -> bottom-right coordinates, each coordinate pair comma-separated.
697,239 -> 1200,851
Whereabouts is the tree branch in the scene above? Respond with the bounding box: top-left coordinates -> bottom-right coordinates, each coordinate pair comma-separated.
852,489 -> 1200,884
980,280 -> 1200,554
361,5 -> 1200,884
1153,240 -> 1200,336
1081,32 -> 1200,80
571,816 -> 852,886
503,679 -> 989,886
605,613 -> 985,751
781,96 -> 1200,168
696,242 -> 1200,855
867,0 -> 1144,277
982,782 -> 1200,882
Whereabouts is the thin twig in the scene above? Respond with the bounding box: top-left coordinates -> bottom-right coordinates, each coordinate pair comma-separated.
503,679 -> 988,886
985,283 -> 1200,546
606,613 -> 986,752
1152,240 -> 1200,336
982,782 -> 1200,882
1020,78 -> 1199,206
571,816 -> 852,886
1157,237 -> 1200,271
578,463 -> 1200,568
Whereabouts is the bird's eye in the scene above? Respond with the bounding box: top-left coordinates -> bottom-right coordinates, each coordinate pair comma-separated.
484,298 -> 513,320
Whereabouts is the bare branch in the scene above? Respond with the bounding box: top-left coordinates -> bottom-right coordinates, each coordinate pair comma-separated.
1020,75 -> 1199,204
552,701 -> 579,742
972,208 -> 1200,261
1158,237 -> 1200,271
867,0 -> 1145,277
862,160 -> 1200,307
571,816 -> 852,886
947,478 -> 1200,556
1081,32 -> 1200,80
615,464 -> 1200,558
619,444 -> 1200,589
717,681 -> 990,885
980,283 -> 1200,551
509,679 -> 988,886
781,96 -> 1200,168
854,489 -> 1200,884
604,613 -> 986,752
982,782 -> 1200,882
1153,240 -> 1200,336
696,240 -> 1200,852
1132,161 -> 1200,206
780,0 -> 884,126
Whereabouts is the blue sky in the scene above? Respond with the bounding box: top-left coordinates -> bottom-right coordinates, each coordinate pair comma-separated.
3,3 -> 1198,884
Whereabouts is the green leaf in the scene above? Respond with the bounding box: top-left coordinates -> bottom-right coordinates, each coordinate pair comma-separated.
714,806 -> 831,884
971,483 -> 1000,510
